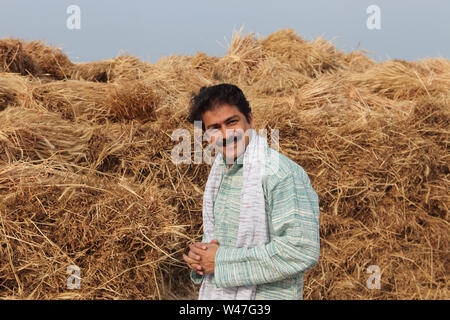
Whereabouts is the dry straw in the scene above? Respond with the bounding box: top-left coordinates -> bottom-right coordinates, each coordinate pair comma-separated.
0,38 -> 72,79
69,54 -> 154,83
261,29 -> 341,77
0,39 -> 41,76
0,29 -> 448,300
30,79 -> 159,124
0,73 -> 36,111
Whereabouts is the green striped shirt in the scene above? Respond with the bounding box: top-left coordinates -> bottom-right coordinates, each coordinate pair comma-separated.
191,146 -> 320,299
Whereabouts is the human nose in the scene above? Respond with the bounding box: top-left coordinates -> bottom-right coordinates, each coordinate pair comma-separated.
220,127 -> 228,141
220,128 -> 237,145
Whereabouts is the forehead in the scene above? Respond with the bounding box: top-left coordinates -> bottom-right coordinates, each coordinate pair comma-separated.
202,104 -> 242,125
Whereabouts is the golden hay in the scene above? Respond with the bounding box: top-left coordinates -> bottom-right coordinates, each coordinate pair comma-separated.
342,50 -> 377,73
0,108 -> 92,164
261,29 -> 340,77
214,28 -> 266,84
0,162 -> 190,299
30,79 -> 159,123
255,95 -> 448,299
150,54 -> 215,96
0,73 -> 35,111
189,51 -> 221,79
69,54 -> 154,83
0,30 -> 448,300
21,40 -> 74,80
106,80 -> 159,122
0,38 -> 25,74
0,38 -> 42,76
250,56 -> 310,96
30,80 -> 114,122
349,59 -> 450,100
142,55 -> 215,123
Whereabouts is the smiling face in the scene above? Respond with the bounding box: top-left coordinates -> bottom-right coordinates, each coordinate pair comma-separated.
202,103 -> 254,166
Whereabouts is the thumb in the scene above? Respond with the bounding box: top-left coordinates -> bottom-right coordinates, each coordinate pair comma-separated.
210,239 -> 219,245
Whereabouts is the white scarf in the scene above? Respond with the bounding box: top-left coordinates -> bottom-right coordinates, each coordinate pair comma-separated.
198,128 -> 270,300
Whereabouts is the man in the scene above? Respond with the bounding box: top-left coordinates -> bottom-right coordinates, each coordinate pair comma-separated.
183,83 -> 320,299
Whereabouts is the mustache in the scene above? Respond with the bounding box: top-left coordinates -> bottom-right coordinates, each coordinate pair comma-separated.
216,134 -> 242,147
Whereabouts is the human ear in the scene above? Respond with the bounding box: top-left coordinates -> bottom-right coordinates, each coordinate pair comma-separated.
248,112 -> 254,128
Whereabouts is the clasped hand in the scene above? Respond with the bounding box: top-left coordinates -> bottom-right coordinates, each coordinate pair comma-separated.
182,239 -> 219,275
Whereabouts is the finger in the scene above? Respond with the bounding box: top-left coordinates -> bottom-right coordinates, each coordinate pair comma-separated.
194,242 -> 208,250
192,263 -> 204,272
183,253 -> 200,266
189,244 -> 204,257
190,244 -> 206,256
188,249 -> 201,261
189,243 -> 205,252
185,258 -> 203,272
190,263 -> 204,273
183,253 -> 194,265
186,261 -> 204,274
210,239 -> 219,245
192,263 -> 204,275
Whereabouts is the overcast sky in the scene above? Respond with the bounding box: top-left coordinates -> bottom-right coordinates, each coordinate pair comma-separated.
1,0 -> 449,63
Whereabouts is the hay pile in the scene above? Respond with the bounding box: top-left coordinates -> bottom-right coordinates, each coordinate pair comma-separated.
0,29 -> 448,300
30,80 -> 159,123
0,38 -> 72,79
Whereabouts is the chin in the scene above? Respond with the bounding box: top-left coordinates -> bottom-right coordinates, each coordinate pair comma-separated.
222,140 -> 245,162
225,151 -> 242,163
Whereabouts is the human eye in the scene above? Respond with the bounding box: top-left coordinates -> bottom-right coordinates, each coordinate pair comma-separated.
206,125 -> 219,132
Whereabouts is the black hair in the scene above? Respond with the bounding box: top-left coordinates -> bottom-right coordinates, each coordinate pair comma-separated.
188,83 -> 252,131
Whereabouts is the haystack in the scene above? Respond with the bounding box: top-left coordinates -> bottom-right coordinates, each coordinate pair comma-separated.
69,54 -> 154,83
21,40 -> 73,80
255,88 -> 448,299
0,29 -> 448,300
342,50 -> 377,73
251,56 -> 310,96
261,29 -> 340,77
0,38 -> 76,80
142,55 -> 214,123
349,59 -> 450,100
0,107 -> 92,164
0,72 -> 35,111
31,79 -> 159,123
213,28 -> 266,84
0,162 -> 191,299
188,51 -> 221,79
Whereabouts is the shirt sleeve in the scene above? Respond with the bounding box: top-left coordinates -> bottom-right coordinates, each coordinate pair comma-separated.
214,168 -> 320,288
190,269 -> 204,285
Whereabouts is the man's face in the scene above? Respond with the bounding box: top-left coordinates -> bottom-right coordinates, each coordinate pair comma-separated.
202,103 -> 254,165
